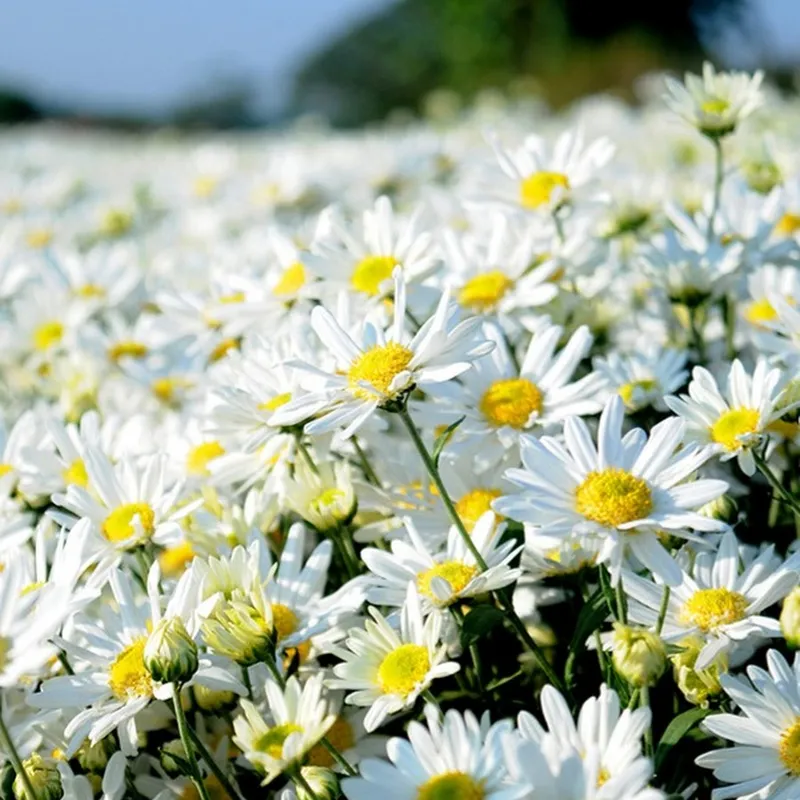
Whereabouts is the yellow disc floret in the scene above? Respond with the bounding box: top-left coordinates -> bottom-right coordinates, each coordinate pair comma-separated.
700,98 -> 730,115
273,262 -> 307,298
680,588 -> 748,632
479,378 -> 543,429
351,255 -> 399,296
102,502 -> 156,543
454,488 -> 502,532
108,638 -> 154,700
255,723 -> 303,760
780,719 -> 800,776
575,468 -> 653,528
416,772 -> 485,800
62,459 -> 89,488
458,271 -> 513,312
744,298 -> 778,327
520,171 -> 570,210
710,408 -> 760,451
776,213 -> 800,237
378,644 -> 430,696
186,441 -> 225,477
33,321 -> 64,351
270,603 -> 299,640
108,341 -> 149,362
347,342 -> 414,402
618,378 -> 657,407
417,561 -> 477,605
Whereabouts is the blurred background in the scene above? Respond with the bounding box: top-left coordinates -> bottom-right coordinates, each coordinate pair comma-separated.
1,0 -> 799,129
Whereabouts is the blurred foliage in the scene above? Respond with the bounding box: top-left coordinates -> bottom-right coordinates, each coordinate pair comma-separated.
292,0 -> 749,126
0,87 -> 41,123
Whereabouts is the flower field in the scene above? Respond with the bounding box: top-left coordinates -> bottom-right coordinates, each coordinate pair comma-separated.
1,63 -> 800,799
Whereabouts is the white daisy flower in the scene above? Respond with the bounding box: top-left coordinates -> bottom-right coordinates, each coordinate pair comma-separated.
665,359 -> 790,475
664,62 -> 764,138
495,395 -> 728,586
621,531 -> 798,670
342,703 -> 521,800
361,511 -> 521,612
233,672 -> 335,785
327,584 -> 459,731
270,270 -> 492,440
696,649 -> 800,799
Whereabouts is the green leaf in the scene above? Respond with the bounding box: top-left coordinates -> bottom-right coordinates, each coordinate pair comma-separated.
565,588 -> 609,687
432,416 -> 465,467
655,707 -> 711,772
460,604 -> 505,648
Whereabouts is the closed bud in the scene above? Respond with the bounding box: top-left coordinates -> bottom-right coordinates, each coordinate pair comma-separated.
782,587 -> 800,648
77,736 -> 116,772
144,617 -> 198,685
201,599 -> 274,666
611,623 -> 666,688
13,754 -> 62,800
699,494 -> 738,523
670,636 -> 727,706
294,767 -> 340,800
160,739 -> 189,776
191,684 -> 237,712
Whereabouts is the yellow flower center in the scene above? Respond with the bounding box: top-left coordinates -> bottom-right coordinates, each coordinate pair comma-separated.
255,723 -> 303,760
102,502 -> 156,544
100,209 -> 132,237
458,271 -> 514,312
416,772 -> 485,800
33,321 -> 64,351
351,255 -> 399,296
26,228 -> 53,248
597,767 -> 610,787
417,561 -> 477,605
186,441 -> 225,476
744,298 -> 778,327
0,464 -> 13,478
710,408 -> 760,451
310,488 -> 346,514
378,643 -> 430,696
618,378 -> 658,407
480,378 -> 543,429
271,603 -> 299,640
273,262 -> 307,298
2,198 -> 22,215
62,459 -> 88,488
307,716 -> 355,767
108,341 -> 149,362
152,377 -> 191,405
701,98 -> 730,115
575,468 -> 653,528
159,541 -> 195,578
193,176 -> 218,198
347,342 -> 414,402
108,638 -> 153,701
259,393 -> 292,412
454,488 -> 502,532
209,337 -> 240,363
219,292 -> 245,304
780,719 -> 800,776
776,213 -> 800,237
768,419 -> 799,440
75,283 -> 106,298
680,588 -> 748,632
520,171 -> 570,210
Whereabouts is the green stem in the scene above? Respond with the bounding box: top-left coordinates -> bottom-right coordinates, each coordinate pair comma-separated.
688,305 -> 706,363
292,767 -> 321,800
0,706 -> 37,800
172,690 -> 211,800
627,687 -> 640,710
397,405 -> 566,693
754,451 -> 800,519
553,210 -> 566,243
706,136 -> 724,241
721,295 -> 736,360
187,727 -> 246,800
641,684 -> 654,756
352,437 -> 381,486
655,585 -> 671,636
615,576 -> 627,624
294,436 -> 319,476
450,606 -> 483,693
241,665 -> 252,696
332,524 -> 360,579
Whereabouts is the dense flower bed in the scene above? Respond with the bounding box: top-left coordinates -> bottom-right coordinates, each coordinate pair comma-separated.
0,63 -> 799,799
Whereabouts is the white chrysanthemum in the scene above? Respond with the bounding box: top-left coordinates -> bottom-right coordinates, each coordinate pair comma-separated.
496,396 -> 728,586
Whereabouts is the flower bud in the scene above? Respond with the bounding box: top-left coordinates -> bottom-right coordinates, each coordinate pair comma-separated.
77,736 -> 116,773
782,587 -> 800,648
160,739 -> 189,776
201,599 -> 274,666
13,754 -> 62,800
294,767 -> 340,800
670,636 -> 727,706
144,617 -> 198,685
610,623 -> 666,687
192,684 -> 237,712
698,494 -> 738,523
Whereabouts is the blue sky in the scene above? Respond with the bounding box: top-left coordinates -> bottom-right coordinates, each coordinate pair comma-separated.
0,0 -> 797,114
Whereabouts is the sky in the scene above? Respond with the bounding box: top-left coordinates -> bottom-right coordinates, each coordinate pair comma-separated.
0,0 -> 798,116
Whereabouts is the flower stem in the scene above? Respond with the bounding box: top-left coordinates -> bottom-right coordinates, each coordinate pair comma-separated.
706,136 -> 724,241
171,689 -> 211,800
352,437 -> 381,486
397,405 -> 566,693
292,767 -> 321,800
0,706 -> 37,800
754,451 -> 800,519
640,684 -> 654,756
655,585 -> 671,636
294,435 -> 319,476
615,575 -> 627,624
186,726 -> 246,800
450,605 -> 483,693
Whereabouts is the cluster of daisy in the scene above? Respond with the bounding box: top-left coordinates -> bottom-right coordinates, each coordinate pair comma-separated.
2,61 -> 800,800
